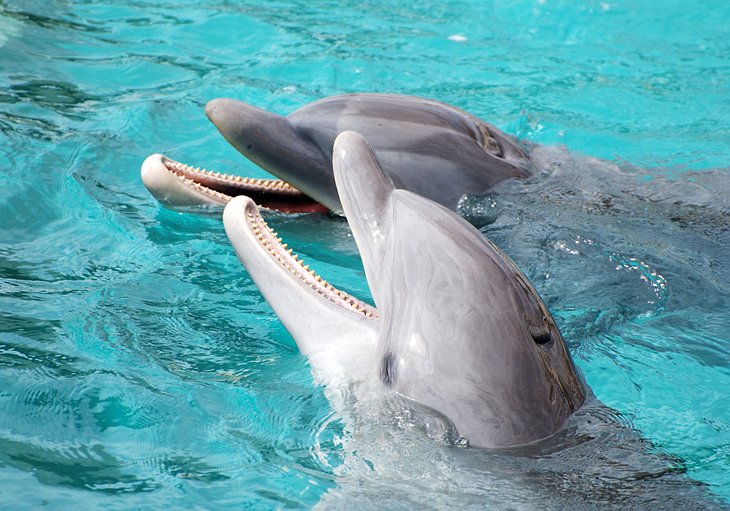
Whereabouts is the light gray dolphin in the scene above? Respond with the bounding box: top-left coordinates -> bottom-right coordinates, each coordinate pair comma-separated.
223,131 -> 584,448
143,94 -> 529,214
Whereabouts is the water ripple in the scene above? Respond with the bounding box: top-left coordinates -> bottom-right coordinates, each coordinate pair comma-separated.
1,0 -> 729,507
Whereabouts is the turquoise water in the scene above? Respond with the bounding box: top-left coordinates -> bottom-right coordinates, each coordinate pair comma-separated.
1,0 -> 729,508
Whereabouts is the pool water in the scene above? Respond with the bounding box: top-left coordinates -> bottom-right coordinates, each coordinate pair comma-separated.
1,0 -> 728,508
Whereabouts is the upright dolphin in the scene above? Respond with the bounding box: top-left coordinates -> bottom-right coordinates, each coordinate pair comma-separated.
143,94 -> 530,214
223,131 -> 584,448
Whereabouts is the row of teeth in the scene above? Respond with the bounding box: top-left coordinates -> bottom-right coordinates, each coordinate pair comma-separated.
246,210 -> 378,318
174,173 -> 233,202
161,157 -> 373,316
166,159 -> 299,192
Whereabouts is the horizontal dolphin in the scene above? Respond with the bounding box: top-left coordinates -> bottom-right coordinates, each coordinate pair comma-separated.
142,94 -> 530,214
223,131 -> 584,448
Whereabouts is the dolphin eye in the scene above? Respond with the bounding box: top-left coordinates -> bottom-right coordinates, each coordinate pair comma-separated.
530,325 -> 552,344
478,125 -> 504,157
530,317 -> 552,345
486,135 -> 502,157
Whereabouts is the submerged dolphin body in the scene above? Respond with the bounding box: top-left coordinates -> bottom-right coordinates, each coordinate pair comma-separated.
143,94 -> 530,214
223,131 -> 584,448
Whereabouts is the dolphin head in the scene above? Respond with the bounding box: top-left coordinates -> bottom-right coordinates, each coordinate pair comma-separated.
206,98 -> 337,211
333,131 -> 585,448
222,130 -> 584,449
144,94 -> 534,216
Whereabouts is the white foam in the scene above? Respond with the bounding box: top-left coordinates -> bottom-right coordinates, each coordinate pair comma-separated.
448,34 -> 467,43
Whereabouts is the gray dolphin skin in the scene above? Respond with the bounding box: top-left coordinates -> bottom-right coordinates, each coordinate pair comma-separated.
142,94 -> 530,214
223,131 -> 584,448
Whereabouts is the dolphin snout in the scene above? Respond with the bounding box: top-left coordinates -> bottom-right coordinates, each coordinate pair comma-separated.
205,98 -> 259,152
205,98 -> 285,140
205,98 -> 232,124
205,98 -> 258,128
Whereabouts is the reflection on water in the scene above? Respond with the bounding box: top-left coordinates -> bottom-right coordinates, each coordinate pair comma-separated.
317,396 -> 726,509
0,0 -> 728,508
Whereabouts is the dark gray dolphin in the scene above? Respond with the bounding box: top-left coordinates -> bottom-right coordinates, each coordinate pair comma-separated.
142,94 -> 529,214
223,131 -> 584,448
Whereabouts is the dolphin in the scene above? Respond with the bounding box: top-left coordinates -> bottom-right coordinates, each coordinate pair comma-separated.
223,131 -> 584,448
142,94 -> 530,215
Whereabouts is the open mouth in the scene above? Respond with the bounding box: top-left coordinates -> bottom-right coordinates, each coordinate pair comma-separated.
242,199 -> 378,318
142,154 -> 329,213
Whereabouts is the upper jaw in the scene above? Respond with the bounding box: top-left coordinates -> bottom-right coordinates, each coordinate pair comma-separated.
206,97 -> 339,212
332,131 -> 398,307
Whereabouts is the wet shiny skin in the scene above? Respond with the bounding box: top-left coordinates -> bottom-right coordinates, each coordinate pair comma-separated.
1,0 -> 729,508
205,94 -> 530,214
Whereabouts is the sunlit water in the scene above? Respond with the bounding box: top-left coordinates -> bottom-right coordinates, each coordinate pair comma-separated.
1,0 -> 728,509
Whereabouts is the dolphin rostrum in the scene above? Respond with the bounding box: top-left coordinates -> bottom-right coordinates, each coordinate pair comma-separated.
143,94 -> 530,215
223,131 -> 584,448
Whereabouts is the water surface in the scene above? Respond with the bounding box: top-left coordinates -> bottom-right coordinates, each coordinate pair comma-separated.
0,0 -> 728,508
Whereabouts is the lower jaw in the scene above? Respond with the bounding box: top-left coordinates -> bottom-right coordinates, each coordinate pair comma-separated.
141,154 -> 330,214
